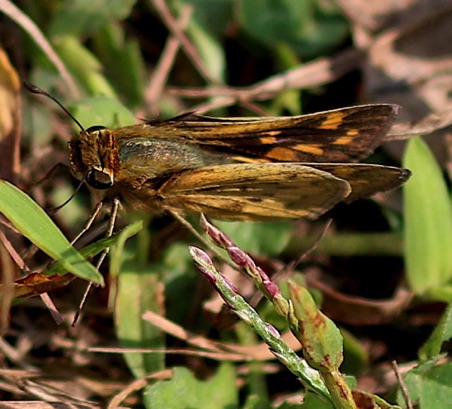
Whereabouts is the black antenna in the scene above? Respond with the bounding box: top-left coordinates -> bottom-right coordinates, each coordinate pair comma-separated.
24,81 -> 89,213
23,81 -> 87,134
47,178 -> 86,214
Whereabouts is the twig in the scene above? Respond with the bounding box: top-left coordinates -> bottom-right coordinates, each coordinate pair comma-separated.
150,0 -> 220,84
108,369 -> 172,409
389,106 -> 452,139
0,228 -> 29,272
167,48 -> 364,101
145,4 -> 193,113
391,360 -> 413,409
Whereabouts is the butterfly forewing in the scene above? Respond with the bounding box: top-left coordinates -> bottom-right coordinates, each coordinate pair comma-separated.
141,104 -> 400,163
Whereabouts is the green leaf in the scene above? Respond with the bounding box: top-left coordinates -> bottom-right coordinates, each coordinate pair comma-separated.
144,365 -> 238,409
175,0 -> 231,82
182,0 -> 233,37
93,24 -> 146,108
115,264 -> 165,378
238,0 -> 348,59
403,137 -> 452,297
50,0 -> 138,37
216,221 -> 294,255
44,220 -> 142,276
71,95 -> 136,129
185,16 -> 226,83
301,392 -> 335,409
397,359 -> 452,409
288,281 -> 343,372
340,328 -> 369,376
286,232 -> 405,258
53,36 -> 118,97
0,180 -> 103,284
113,222 -> 165,378
419,303 -> 452,360
43,234 -> 119,276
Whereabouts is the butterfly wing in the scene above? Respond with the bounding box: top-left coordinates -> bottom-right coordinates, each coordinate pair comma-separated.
155,163 -> 351,221
306,163 -> 411,202
143,104 -> 400,163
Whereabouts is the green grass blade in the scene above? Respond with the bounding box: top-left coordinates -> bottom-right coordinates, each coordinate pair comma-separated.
0,180 -> 103,285
403,137 -> 452,297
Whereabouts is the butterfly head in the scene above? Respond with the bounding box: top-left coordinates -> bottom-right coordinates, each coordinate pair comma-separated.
68,125 -> 120,190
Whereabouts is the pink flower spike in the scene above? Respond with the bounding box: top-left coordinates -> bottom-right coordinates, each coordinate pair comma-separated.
200,214 -> 234,248
228,246 -> 255,268
189,246 -> 217,285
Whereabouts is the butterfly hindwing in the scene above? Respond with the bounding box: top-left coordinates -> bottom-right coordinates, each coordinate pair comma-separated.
154,163 -> 352,221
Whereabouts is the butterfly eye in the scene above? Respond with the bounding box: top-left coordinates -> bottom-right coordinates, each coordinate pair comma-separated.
85,169 -> 113,190
86,125 -> 106,134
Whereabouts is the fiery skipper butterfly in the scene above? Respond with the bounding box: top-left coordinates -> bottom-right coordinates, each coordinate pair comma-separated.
26,83 -> 410,222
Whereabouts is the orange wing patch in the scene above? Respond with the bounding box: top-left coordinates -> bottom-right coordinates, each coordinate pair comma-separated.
293,143 -> 324,155
318,112 -> 346,130
266,147 -> 301,161
258,136 -> 278,144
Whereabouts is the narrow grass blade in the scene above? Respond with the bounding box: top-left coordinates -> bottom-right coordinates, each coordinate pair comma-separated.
403,137 -> 452,298
0,180 -> 103,284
